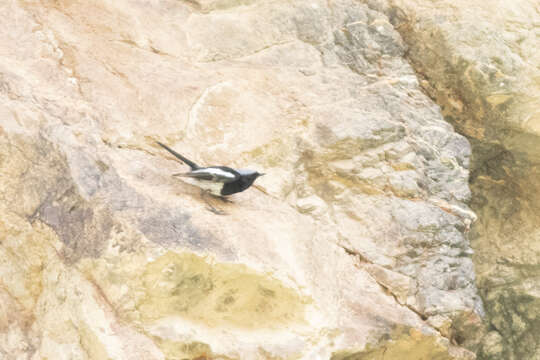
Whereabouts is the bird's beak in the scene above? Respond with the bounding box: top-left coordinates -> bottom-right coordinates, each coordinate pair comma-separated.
259,173 -> 265,177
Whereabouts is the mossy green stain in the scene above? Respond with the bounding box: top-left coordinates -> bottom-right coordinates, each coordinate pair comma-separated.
137,251 -> 307,329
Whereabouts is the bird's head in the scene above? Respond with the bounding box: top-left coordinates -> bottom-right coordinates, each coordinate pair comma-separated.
238,169 -> 265,183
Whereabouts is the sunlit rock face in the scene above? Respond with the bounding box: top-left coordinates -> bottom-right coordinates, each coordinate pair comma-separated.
1,1 -> 483,359
361,0 -> 540,359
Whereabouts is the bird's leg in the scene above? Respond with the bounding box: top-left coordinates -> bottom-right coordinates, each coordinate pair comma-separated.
201,190 -> 226,215
218,196 -> 233,203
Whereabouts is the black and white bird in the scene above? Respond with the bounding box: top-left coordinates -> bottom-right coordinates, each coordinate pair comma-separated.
157,142 -> 264,199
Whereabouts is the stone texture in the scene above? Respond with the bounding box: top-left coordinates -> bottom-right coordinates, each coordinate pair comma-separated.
359,0 -> 540,359
0,0 -> 484,359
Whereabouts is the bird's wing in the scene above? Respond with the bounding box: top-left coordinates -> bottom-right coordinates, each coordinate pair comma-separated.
173,167 -> 239,183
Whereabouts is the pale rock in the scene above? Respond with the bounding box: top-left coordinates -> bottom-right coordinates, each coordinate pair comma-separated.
296,195 -> 327,216
328,159 -> 356,175
387,170 -> 421,197
357,167 -> 384,181
363,263 -> 415,304
0,0 -> 487,359
427,314 -> 453,338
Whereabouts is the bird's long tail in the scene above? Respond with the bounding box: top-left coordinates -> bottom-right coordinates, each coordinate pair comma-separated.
156,141 -> 200,170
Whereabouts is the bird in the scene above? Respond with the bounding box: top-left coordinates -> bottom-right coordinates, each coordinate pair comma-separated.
156,142 -> 264,210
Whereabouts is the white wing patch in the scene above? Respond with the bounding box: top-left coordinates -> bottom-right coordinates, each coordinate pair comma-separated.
192,168 -> 236,180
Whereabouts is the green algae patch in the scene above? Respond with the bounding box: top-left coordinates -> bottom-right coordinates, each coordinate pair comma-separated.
136,251 -> 307,329
243,138 -> 291,168
152,338 -> 216,360
0,210 -> 56,311
332,327 -> 464,360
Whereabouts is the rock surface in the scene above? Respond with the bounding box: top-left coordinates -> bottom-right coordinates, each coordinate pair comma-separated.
360,0 -> 540,358
0,0 -> 492,359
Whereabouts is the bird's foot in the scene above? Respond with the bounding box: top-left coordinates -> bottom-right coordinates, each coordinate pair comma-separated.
201,190 -> 227,215
218,196 -> 234,203
206,206 -> 226,215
